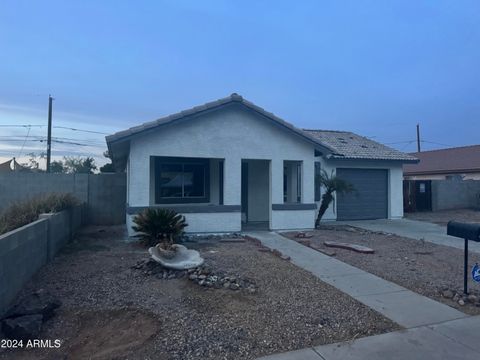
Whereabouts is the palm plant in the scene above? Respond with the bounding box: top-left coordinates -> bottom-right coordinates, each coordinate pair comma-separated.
315,170 -> 355,227
132,208 -> 188,248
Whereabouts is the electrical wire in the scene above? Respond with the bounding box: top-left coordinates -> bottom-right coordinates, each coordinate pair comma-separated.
17,126 -> 31,158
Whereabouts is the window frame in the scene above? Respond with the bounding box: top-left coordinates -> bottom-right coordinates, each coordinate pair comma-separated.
154,157 -> 210,204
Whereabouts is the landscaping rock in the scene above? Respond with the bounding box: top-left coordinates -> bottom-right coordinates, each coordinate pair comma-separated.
3,290 -> 61,321
1,314 -> 43,340
442,290 -> 454,299
324,241 -> 375,254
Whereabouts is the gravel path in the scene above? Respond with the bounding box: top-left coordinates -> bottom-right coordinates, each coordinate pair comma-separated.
405,208 -> 480,226
283,226 -> 480,316
0,226 -> 397,360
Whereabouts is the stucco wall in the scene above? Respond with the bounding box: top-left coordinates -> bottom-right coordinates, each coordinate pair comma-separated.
127,105 -> 316,233
317,158 -> 404,221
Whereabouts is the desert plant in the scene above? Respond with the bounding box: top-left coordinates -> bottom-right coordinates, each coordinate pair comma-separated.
315,170 -> 355,227
0,193 -> 79,235
132,208 -> 188,248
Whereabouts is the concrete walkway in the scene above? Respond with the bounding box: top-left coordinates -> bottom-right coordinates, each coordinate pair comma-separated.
335,219 -> 480,254
246,231 -> 475,360
246,231 -> 466,328
258,316 -> 480,360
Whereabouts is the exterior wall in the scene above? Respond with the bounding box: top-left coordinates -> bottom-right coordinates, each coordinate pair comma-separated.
0,173 -> 126,225
431,180 -> 480,211
271,209 -> 316,230
127,105 -> 317,233
127,212 -> 241,234
0,206 -> 83,315
317,158 -> 404,220
405,172 -> 480,181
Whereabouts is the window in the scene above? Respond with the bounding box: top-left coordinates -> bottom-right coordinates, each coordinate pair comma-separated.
283,160 -> 302,203
155,157 -> 209,203
314,161 -> 321,201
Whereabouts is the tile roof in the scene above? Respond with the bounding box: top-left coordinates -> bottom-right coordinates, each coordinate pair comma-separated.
304,129 -> 418,162
106,93 -> 417,166
106,93 -> 336,154
403,145 -> 480,175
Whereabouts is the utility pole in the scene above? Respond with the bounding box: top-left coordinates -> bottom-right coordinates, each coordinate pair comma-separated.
46,95 -> 53,172
416,123 -> 421,153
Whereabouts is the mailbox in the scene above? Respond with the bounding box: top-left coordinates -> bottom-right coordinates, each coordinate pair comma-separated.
447,221 -> 480,241
446,221 -> 480,294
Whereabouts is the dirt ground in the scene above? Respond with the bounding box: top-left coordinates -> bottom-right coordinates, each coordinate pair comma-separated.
0,226 -> 397,360
405,208 -> 480,226
283,226 -> 480,315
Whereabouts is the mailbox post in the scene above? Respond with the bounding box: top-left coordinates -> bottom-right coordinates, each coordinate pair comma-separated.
447,221 -> 480,295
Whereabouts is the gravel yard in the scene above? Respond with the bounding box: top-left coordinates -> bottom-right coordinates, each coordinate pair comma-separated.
405,208 -> 480,226
0,226 -> 397,360
283,226 -> 480,315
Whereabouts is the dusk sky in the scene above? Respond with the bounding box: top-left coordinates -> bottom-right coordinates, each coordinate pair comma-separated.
1,1 -> 479,167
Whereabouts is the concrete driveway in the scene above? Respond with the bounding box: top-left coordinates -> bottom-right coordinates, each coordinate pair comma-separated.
335,218 -> 480,254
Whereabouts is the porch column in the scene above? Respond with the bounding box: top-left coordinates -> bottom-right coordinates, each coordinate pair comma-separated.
271,159 -> 284,204
223,157 -> 241,205
302,159 -> 314,203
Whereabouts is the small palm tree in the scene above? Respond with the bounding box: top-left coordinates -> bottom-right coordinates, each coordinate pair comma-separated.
315,170 -> 355,227
132,208 -> 188,248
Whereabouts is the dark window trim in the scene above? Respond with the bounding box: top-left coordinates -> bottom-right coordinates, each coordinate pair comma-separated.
154,156 -> 210,204
272,203 -> 317,210
127,205 -> 240,215
314,161 -> 321,202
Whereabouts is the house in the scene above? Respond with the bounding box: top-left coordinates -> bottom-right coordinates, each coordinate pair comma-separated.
403,145 -> 480,212
404,145 -> 480,180
106,94 -> 417,234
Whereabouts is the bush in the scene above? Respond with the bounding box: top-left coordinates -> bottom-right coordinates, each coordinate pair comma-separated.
132,208 -> 188,248
0,193 -> 79,235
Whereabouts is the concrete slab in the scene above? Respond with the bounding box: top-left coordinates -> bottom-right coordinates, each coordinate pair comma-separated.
257,348 -> 322,360
356,290 -> 467,328
321,272 -> 405,297
314,325 -> 480,360
334,219 -> 480,254
428,315 -> 480,353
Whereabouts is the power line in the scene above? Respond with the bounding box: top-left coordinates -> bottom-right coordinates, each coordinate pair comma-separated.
0,124 -> 109,135
18,126 -> 31,158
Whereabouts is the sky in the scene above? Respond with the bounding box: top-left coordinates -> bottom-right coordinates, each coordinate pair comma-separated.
1,1 -> 479,168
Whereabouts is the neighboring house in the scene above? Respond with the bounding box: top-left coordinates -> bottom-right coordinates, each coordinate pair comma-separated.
106,94 -> 417,234
404,145 -> 480,180
403,145 -> 480,212
0,158 -> 31,173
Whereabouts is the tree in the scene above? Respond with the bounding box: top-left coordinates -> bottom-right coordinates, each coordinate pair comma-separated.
50,160 -> 66,173
63,156 -> 97,174
21,152 -> 46,171
99,150 -> 115,173
315,170 -> 355,228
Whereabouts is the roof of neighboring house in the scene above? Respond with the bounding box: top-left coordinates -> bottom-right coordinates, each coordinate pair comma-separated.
0,158 -> 31,173
106,93 -> 417,169
303,129 -> 418,162
403,145 -> 480,175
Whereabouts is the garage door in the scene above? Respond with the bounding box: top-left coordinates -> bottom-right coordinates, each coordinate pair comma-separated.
336,168 -> 388,220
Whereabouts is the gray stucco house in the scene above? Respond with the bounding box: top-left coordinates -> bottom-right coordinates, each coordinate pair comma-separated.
106,93 -> 417,234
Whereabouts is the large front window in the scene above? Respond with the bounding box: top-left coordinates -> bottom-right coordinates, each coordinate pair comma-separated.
155,157 -> 209,203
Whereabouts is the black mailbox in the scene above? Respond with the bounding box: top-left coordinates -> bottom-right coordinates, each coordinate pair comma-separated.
447,221 -> 480,242
446,220 -> 480,294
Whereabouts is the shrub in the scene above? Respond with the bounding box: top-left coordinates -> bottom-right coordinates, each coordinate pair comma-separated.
0,193 -> 79,235
132,208 -> 188,248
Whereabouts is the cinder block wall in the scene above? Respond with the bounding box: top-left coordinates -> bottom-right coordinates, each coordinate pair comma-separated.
431,180 -> 480,211
0,206 -> 84,315
0,173 -> 126,225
